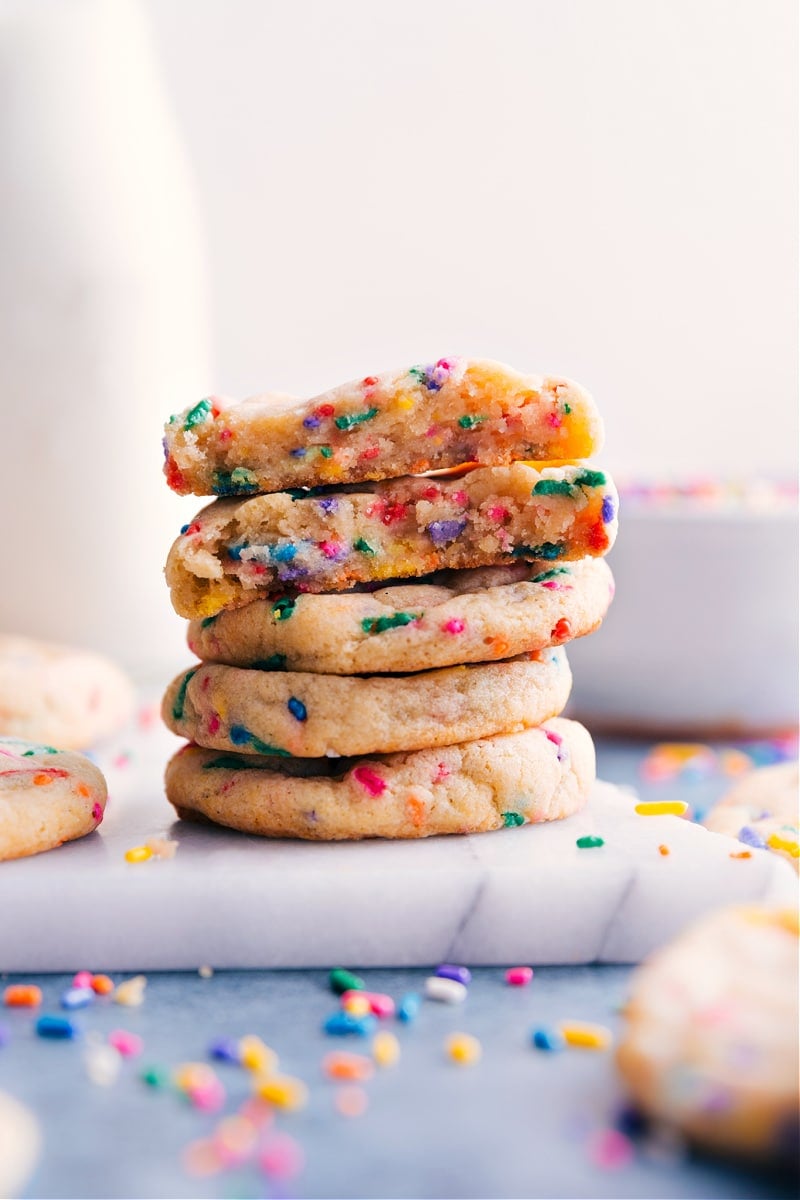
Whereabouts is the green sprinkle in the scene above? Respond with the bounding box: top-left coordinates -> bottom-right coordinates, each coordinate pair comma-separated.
334,407 -> 379,431
202,755 -> 262,771
564,403 -> 572,414
457,414 -> 487,429
319,446 -> 333,458
353,538 -> 377,556
330,968 -> 365,995
249,736 -> 292,757
502,812 -> 525,828
183,398 -> 212,430
573,469 -> 607,488
532,480 -> 575,497
140,1065 -> 171,1088
531,567 -> 570,582
360,612 -> 419,635
252,654 -> 288,670
172,669 -> 197,721
408,365 -> 426,384
271,597 -> 296,621
200,615 -> 217,629
22,746 -> 58,757
213,468 -> 259,496
513,542 -> 564,560
287,488 -> 308,500
576,835 -> 605,849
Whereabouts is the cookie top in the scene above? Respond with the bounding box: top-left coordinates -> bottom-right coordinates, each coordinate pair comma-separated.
0,635 -> 134,750
189,557 -> 614,675
0,737 -> 108,861
165,716 -> 596,841
617,905 -> 799,1160
0,1091 -> 41,1200
704,762 -> 799,871
166,463 -> 618,619
163,648 -> 571,759
164,358 -> 603,496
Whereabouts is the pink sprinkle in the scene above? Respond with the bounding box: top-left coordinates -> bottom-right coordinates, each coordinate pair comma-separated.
433,762 -> 450,783
190,1079 -> 226,1113
219,429 -> 233,441
487,505 -> 509,523
258,1132 -> 305,1180
545,729 -> 563,747
540,580 -> 563,590
352,767 -> 387,797
72,971 -> 93,989
363,992 -> 395,1018
442,618 -> 465,635
547,412 -> 562,428
451,490 -> 468,506
207,713 -> 221,735
425,426 -> 439,437
506,966 -> 533,987
319,540 -> 343,559
436,358 -> 454,370
112,753 -> 130,769
587,1128 -> 634,1170
108,1029 -> 143,1058
92,802 -> 104,822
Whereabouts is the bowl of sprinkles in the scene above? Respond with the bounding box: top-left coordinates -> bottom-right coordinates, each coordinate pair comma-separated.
567,477 -> 799,738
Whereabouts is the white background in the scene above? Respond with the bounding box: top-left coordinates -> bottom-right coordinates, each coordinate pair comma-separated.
145,0 -> 797,479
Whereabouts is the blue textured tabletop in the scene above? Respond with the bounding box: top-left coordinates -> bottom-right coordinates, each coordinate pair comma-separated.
1,738 -> 797,1200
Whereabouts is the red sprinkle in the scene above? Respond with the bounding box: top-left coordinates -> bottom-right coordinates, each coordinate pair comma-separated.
451,490 -> 468,506
362,376 -> 378,388
552,618 -> 572,641
219,429 -> 233,442
360,446 -> 380,460
207,714 -> 221,735
588,520 -> 608,550
433,763 -> 450,783
381,502 -> 407,525
547,412 -> 562,428
545,729 -> 563,747
165,458 -> 185,492
487,505 -> 509,523
422,486 -> 440,500
316,404 -> 335,418
352,767 -> 387,797
183,522 -> 201,537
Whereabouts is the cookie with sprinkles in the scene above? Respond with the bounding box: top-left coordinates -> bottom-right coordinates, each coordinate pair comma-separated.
0,736 -> 108,861
704,762 -> 799,872
617,905 -> 799,1161
188,557 -> 613,675
163,358 -> 603,496
165,463 -> 618,619
165,716 -> 595,840
162,648 -> 572,758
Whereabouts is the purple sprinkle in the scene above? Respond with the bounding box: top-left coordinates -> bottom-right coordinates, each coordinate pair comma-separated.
277,564 -> 308,582
435,964 -> 471,985
162,436 -> 169,461
290,448 -> 306,458
427,518 -> 467,546
601,495 -> 617,523
738,825 -> 767,850
318,496 -> 338,514
302,415 -> 321,429
208,1037 -> 240,1063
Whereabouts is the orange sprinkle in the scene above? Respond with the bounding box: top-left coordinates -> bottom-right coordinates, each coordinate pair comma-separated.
33,773 -> 53,786
406,794 -> 426,828
322,1052 -> 374,1082
91,974 -> 114,995
75,783 -> 91,798
658,844 -> 670,856
4,984 -> 42,1007
730,850 -> 752,859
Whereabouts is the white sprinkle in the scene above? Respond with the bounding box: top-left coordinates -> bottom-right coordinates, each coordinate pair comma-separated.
424,976 -> 467,1004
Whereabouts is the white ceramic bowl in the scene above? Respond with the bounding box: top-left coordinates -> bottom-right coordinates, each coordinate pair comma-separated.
567,485 -> 799,737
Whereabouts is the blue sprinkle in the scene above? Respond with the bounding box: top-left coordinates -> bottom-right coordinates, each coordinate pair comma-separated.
287,697 -> 307,721
738,825 -> 767,850
228,541 -> 249,561
427,518 -> 467,547
60,987 -> 94,1010
180,523 -> 190,535
208,1037 -> 240,1063
397,993 -> 420,1023
323,1012 -> 378,1037
270,543 -> 297,563
302,415 -> 321,429
290,448 -> 307,458
37,1015 -> 78,1040
435,964 -> 471,985
601,495 -> 617,523
229,725 -> 252,747
532,1027 -> 565,1051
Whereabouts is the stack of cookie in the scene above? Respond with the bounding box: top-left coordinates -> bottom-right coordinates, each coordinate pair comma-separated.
161,358 -> 617,840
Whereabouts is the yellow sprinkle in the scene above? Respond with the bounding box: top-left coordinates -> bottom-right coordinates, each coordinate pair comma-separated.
113,975 -> 147,1007
255,1074 -> 308,1110
124,845 -> 152,864
174,1062 -> 216,1092
394,393 -> 415,411
634,801 -> 688,817
342,994 -> 371,1017
372,1031 -> 400,1068
767,833 -> 800,857
445,1032 -> 482,1065
239,1035 -> 278,1075
559,1022 -> 612,1050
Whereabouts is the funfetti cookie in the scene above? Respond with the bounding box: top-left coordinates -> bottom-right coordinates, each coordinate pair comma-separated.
0,737 -> 108,861
166,464 -> 618,619
163,648 -> 572,759
617,906 -> 799,1162
704,762 -> 799,872
163,358 -> 604,496
165,716 -> 595,841
189,557 -> 614,675
0,635 -> 134,750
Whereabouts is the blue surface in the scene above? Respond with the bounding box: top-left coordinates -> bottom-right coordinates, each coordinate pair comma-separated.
1,737 -> 797,1199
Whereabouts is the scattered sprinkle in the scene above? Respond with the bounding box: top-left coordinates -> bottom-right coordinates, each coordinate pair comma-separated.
635,801 -> 688,817
372,1031 -> 401,1068
560,1021 -> 613,1050
435,964 -> 471,986
397,993 -> 420,1023
532,1027 -> 566,1051
322,1051 -> 374,1082
36,1014 -> 78,1039
424,976 -> 467,1004
506,966 -> 533,987
124,845 -> 153,864
445,1032 -> 482,1065
334,1085 -> 369,1116
330,968 -> 365,995
114,975 -> 147,1007
576,835 -> 605,849
4,984 -> 42,1008
255,1075 -> 308,1111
